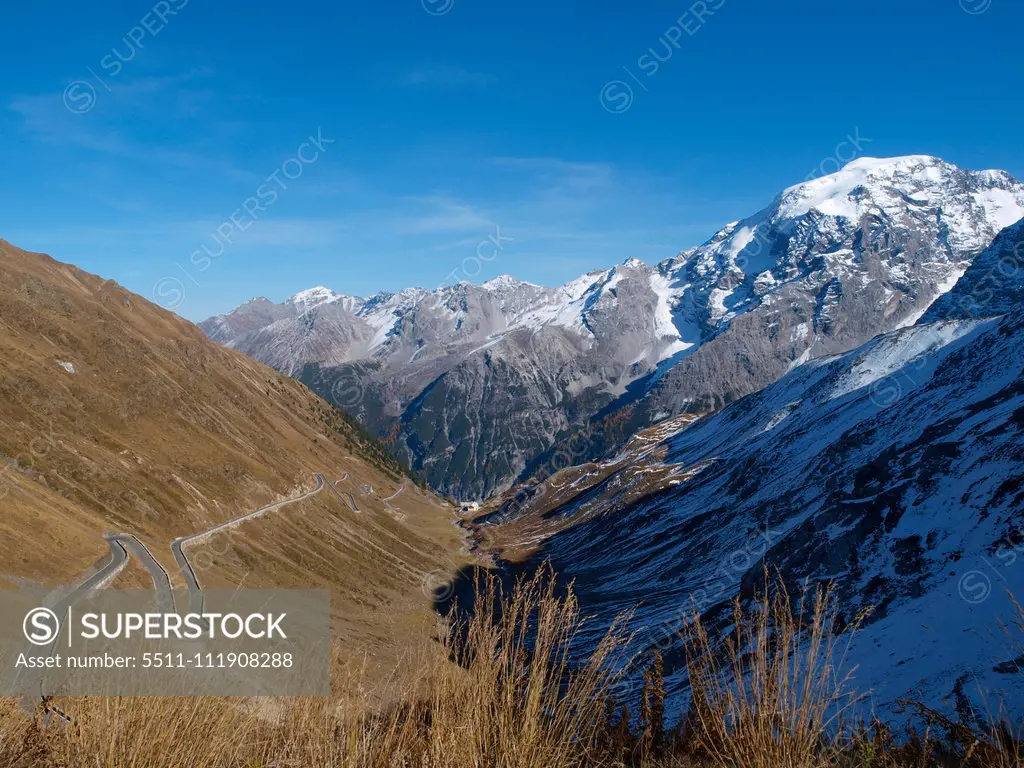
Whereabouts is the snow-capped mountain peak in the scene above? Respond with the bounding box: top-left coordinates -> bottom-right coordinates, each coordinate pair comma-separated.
678,155 -> 1024,328
776,155 -> 945,219
287,286 -> 345,310
768,155 -> 1023,237
481,275 -> 539,291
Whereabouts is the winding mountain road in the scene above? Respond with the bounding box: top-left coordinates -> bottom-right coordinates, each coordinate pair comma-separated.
326,472 -> 360,513
22,472 -> 342,713
54,537 -> 128,613
42,468 -> 396,619
381,481 -> 408,518
17,537 -> 129,714
171,473 -> 326,614
115,534 -> 174,610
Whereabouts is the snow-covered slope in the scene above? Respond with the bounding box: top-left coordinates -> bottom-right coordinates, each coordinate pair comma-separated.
922,217 -> 1024,323
474,305 -> 1024,720
201,156 -> 1024,499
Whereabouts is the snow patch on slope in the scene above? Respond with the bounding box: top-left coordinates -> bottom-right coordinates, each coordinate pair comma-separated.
828,317 -> 996,402
649,272 -> 695,361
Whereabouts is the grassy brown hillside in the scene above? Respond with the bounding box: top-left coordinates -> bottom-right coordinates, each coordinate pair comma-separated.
0,239 -> 465,677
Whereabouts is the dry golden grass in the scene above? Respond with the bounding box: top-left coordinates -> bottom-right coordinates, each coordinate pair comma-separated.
1,571 -> 1021,767
683,575 -> 867,767
2,569 -> 633,768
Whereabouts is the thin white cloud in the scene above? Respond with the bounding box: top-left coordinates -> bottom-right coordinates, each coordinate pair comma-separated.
402,197 -> 494,233
9,68 -> 228,170
490,156 -> 616,192
402,65 -> 495,88
10,98 -> 206,169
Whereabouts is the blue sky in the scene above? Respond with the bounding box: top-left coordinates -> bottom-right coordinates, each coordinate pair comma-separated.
1,0 -> 1021,320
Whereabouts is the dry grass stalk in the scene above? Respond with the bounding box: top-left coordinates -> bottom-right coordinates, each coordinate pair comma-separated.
683,572 -> 867,768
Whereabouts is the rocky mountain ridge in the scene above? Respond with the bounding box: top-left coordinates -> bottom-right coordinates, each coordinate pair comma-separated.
202,156 -> 1024,499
